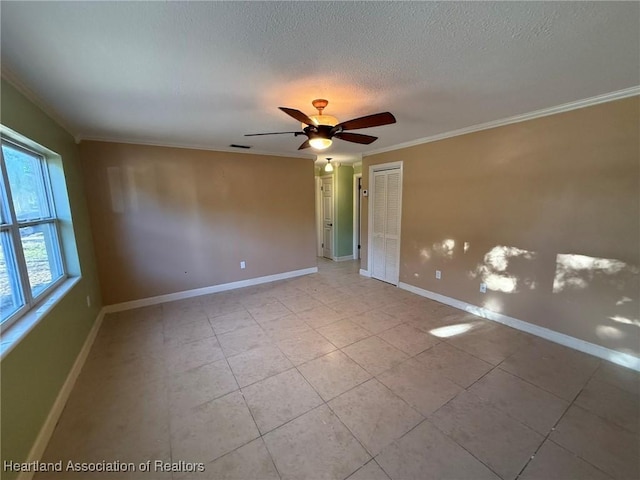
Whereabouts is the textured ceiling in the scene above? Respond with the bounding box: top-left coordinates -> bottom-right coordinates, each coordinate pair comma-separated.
1,1 -> 639,161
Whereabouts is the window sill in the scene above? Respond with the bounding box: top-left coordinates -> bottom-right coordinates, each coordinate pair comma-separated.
0,276 -> 81,360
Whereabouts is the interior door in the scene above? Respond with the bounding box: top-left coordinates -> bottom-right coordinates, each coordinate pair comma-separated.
371,168 -> 401,284
322,176 -> 333,259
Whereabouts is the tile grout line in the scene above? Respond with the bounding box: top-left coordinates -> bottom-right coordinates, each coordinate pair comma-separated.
161,304 -> 178,480
241,301 -> 388,477
292,297 -> 471,468
513,359 -> 606,480
421,340 -> 604,480
383,324 -> 541,480
445,332 -> 595,405
426,417 -> 506,480
294,307 -> 464,478
400,351 -> 509,479
371,458 -> 393,480
205,288 -> 397,478
290,357 -> 381,476
207,307 -> 285,480
573,376 -> 640,436
163,307 -> 176,478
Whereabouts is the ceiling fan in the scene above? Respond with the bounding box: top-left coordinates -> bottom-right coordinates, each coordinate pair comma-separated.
245,99 -> 396,150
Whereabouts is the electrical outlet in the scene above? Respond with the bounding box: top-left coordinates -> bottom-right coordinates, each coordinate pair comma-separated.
86,295 -> 91,307
480,283 -> 487,293
435,270 -> 442,280
240,261 -> 246,269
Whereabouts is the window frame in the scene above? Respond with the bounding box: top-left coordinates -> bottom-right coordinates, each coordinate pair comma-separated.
0,136 -> 67,331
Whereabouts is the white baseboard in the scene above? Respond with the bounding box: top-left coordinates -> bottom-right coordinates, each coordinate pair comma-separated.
359,269 -> 371,277
104,267 -> 319,313
334,255 -> 355,262
398,282 -> 640,372
17,307 -> 106,480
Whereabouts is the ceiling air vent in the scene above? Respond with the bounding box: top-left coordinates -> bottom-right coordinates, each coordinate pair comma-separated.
229,144 -> 252,149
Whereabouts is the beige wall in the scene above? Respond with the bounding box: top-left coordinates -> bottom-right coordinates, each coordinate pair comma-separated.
80,142 -> 316,304
362,97 -> 640,356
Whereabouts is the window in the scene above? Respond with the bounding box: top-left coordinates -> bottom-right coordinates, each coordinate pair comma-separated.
0,138 -> 65,329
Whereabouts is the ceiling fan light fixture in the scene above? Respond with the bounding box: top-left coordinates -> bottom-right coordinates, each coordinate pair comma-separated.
309,137 -> 332,150
324,158 -> 333,172
246,99 -> 395,151
303,114 -> 339,129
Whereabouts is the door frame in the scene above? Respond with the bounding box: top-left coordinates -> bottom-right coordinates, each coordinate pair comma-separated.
320,173 -> 335,260
315,176 -> 323,256
367,161 -> 403,285
353,173 -> 362,260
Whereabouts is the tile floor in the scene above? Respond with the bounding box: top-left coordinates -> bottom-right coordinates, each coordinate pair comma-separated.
37,260 -> 639,480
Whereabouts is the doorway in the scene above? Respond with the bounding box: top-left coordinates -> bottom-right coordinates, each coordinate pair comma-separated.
321,175 -> 334,260
353,174 -> 362,260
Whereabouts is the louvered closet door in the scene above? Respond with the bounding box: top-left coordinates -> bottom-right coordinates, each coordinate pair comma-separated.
371,168 -> 401,285
372,172 -> 387,280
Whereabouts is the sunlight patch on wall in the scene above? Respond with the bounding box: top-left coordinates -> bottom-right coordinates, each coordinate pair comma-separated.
433,239 -> 455,259
488,275 -> 518,292
483,298 -> 503,313
124,166 -> 139,212
471,245 -> 537,293
596,325 -> 626,340
107,167 -> 125,213
553,254 -> 639,293
419,238 -> 456,264
610,315 -> 640,327
107,164 -> 160,214
485,246 -> 534,270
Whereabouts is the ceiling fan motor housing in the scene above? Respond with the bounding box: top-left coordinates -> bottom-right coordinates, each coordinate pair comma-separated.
304,124 -> 337,140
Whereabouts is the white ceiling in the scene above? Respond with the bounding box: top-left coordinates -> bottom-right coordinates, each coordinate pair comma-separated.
1,1 -> 638,162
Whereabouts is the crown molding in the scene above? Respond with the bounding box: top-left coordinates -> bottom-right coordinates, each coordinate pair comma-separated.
78,135 -> 316,160
1,67 -> 80,141
364,86 -> 640,157
4,64 -> 636,161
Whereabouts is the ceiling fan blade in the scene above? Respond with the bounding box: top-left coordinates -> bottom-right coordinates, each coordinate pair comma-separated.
279,107 -> 314,125
244,131 -> 302,136
334,132 -> 378,145
298,139 -> 311,150
334,112 -> 396,131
